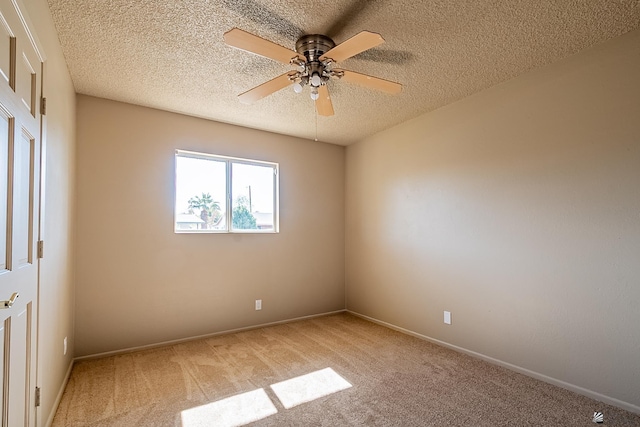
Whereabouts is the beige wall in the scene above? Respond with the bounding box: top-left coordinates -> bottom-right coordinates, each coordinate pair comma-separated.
23,0 -> 77,425
75,96 -> 345,356
346,28 -> 640,410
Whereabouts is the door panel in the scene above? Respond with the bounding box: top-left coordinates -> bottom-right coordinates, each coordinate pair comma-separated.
13,128 -> 32,268
8,305 -> 28,427
0,13 -> 11,85
15,41 -> 36,116
0,107 -> 8,272
0,0 -> 41,425
0,319 -> 5,425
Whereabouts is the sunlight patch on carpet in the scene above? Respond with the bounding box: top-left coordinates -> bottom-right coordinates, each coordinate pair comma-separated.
180,388 -> 277,427
270,367 -> 352,409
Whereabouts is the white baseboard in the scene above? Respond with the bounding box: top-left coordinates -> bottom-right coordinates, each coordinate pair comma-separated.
76,309 -> 347,361
347,310 -> 640,415
45,359 -> 74,427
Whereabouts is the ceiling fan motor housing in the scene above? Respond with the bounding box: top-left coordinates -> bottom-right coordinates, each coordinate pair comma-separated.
295,35 -> 336,87
295,34 -> 336,62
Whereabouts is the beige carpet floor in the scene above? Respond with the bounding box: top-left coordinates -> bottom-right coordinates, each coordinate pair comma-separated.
52,313 -> 640,426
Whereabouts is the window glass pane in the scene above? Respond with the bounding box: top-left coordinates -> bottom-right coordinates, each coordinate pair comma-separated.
231,162 -> 275,231
175,155 -> 226,231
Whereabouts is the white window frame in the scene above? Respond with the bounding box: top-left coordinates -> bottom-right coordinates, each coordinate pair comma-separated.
175,149 -> 279,233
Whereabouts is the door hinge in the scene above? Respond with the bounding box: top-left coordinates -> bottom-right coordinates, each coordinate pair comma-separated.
41,97 -> 47,115
35,387 -> 41,407
37,240 -> 44,259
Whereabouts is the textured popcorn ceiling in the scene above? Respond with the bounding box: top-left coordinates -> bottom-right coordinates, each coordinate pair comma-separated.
47,0 -> 640,145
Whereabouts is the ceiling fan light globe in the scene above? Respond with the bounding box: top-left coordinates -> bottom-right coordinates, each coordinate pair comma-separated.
293,82 -> 303,94
310,74 -> 322,87
310,88 -> 320,100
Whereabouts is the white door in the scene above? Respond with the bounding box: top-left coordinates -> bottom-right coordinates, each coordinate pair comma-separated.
0,0 -> 42,425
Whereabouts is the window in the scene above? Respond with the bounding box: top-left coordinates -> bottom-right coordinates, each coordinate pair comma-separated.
175,150 -> 279,233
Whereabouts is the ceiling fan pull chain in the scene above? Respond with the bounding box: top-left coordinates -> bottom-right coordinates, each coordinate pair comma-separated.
315,107 -> 318,142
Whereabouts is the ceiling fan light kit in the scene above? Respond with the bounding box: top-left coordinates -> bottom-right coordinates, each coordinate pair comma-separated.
223,28 -> 402,116
294,34 -> 336,101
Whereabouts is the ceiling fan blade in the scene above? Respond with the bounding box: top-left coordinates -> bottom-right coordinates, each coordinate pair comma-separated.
316,85 -> 334,116
351,48 -> 414,65
335,69 -> 402,94
238,71 -> 298,104
220,0 -> 303,40
319,31 -> 384,63
324,0 -> 382,39
224,28 -> 303,64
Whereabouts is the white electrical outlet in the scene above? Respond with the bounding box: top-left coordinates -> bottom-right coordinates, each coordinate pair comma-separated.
444,311 -> 451,325
255,299 -> 262,310
63,337 -> 68,355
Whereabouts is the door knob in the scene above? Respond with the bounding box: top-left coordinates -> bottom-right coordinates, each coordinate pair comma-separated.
1,292 -> 19,309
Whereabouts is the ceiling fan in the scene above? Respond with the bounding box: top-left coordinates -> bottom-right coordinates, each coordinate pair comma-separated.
223,28 -> 403,116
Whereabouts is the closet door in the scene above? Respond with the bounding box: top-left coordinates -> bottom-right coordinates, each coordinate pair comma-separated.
0,0 -> 42,425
